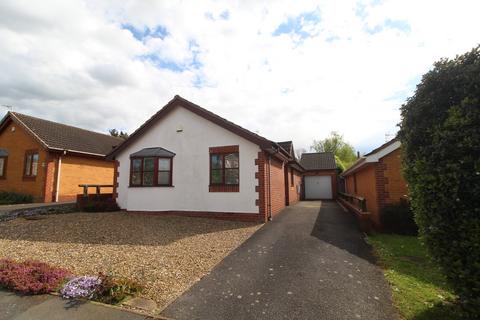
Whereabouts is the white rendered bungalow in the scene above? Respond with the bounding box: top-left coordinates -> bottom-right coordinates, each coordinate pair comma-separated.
108,95 -> 304,222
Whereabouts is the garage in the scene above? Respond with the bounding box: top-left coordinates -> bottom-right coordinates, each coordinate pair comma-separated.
304,175 -> 333,199
300,152 -> 337,200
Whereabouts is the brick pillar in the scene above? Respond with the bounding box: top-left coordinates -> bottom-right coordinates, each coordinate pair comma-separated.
255,151 -> 268,222
113,160 -> 119,199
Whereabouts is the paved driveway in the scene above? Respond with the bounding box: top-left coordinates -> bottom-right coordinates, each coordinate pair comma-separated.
161,201 -> 397,320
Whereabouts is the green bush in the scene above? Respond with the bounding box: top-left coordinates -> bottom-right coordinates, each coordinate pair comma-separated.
0,191 -> 34,205
92,273 -> 143,305
380,201 -> 418,235
399,46 -> 480,315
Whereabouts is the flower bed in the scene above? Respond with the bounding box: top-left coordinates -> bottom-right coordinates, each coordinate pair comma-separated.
60,276 -> 101,299
60,273 -> 142,305
0,259 -> 70,294
0,259 -> 142,306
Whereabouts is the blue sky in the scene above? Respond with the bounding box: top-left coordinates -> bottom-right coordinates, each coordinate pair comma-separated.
0,0 -> 478,154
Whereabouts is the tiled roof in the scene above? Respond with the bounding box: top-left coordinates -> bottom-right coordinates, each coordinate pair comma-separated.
277,141 -> 292,155
300,152 -> 336,170
364,138 -> 399,156
6,112 -> 123,156
109,95 -> 277,158
130,147 -> 175,158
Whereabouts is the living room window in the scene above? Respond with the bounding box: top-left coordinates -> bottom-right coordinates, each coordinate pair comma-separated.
24,151 -> 39,178
130,157 -> 173,187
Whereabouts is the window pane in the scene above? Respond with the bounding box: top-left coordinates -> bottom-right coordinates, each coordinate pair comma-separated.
158,171 -> 170,185
143,171 -> 154,186
143,157 -> 155,171
0,158 -> 4,176
158,158 -> 170,171
25,155 -> 32,176
225,153 -> 239,168
211,169 -> 223,184
31,154 -> 39,176
131,172 -> 141,185
132,159 -> 142,171
225,169 -> 239,185
211,154 -> 223,169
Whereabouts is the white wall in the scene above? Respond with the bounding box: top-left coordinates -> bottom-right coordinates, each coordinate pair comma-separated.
116,105 -> 260,213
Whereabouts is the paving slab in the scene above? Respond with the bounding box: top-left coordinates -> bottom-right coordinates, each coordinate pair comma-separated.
161,201 -> 397,320
0,291 -> 151,320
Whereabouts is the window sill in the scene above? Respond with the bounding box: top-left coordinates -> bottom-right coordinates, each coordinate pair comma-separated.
209,185 -> 239,192
129,185 -> 174,188
22,176 -> 36,181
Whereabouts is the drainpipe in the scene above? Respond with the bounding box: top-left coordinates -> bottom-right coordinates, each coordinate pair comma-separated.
54,151 -> 66,202
267,155 -> 272,221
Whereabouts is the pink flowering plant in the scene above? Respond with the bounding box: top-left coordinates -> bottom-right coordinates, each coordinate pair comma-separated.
60,276 -> 101,299
0,259 -> 70,294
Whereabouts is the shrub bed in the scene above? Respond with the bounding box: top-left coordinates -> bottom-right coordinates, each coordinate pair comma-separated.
0,192 -> 34,205
0,259 -> 70,294
399,45 -> 480,314
92,273 -> 143,304
80,199 -> 120,212
380,201 -> 418,235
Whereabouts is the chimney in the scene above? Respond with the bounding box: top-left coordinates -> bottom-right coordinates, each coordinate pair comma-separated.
357,151 -> 360,158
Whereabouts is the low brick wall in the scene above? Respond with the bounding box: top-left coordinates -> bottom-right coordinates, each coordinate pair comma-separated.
0,203 -> 77,222
337,198 -> 372,233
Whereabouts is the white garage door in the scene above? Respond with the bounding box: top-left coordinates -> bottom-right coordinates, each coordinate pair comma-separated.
305,176 -> 332,200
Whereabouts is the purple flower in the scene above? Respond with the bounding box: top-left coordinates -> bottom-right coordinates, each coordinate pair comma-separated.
60,276 -> 101,299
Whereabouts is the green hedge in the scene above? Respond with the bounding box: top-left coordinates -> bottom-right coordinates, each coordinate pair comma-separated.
399,46 -> 480,315
0,191 -> 34,205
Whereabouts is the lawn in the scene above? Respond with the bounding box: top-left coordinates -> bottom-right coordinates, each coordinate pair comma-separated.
368,234 -> 463,320
0,212 -> 261,310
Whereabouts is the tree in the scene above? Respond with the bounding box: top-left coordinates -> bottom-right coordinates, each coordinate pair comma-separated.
109,129 -> 129,139
311,131 -> 357,168
399,46 -> 480,315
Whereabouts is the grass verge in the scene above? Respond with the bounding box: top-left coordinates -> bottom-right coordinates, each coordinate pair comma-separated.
367,234 -> 463,320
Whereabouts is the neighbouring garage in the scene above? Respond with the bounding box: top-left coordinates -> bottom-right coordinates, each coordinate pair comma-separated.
304,175 -> 333,199
300,152 -> 338,200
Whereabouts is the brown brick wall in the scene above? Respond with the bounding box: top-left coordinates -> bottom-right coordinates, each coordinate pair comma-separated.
287,168 -> 302,204
380,149 -> 408,205
345,174 -> 355,194
269,157 -> 286,216
58,155 -> 115,199
347,164 -> 380,225
0,121 -> 48,202
255,152 -> 288,220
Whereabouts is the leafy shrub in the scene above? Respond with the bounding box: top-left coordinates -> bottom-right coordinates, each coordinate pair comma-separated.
92,273 -> 142,305
380,201 -> 418,235
0,191 -> 34,205
0,259 -> 70,294
81,199 -> 119,212
60,276 -> 101,299
399,45 -> 480,314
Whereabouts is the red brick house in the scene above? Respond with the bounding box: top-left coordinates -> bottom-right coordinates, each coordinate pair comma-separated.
108,95 -> 304,222
341,138 -> 408,227
0,112 -> 123,202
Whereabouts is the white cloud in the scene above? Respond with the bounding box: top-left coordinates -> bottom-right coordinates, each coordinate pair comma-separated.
0,0 -> 479,153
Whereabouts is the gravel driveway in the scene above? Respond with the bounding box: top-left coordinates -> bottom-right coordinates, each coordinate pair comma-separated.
0,212 -> 261,309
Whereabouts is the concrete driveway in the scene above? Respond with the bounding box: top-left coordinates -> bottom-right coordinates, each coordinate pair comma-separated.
161,201 -> 397,320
